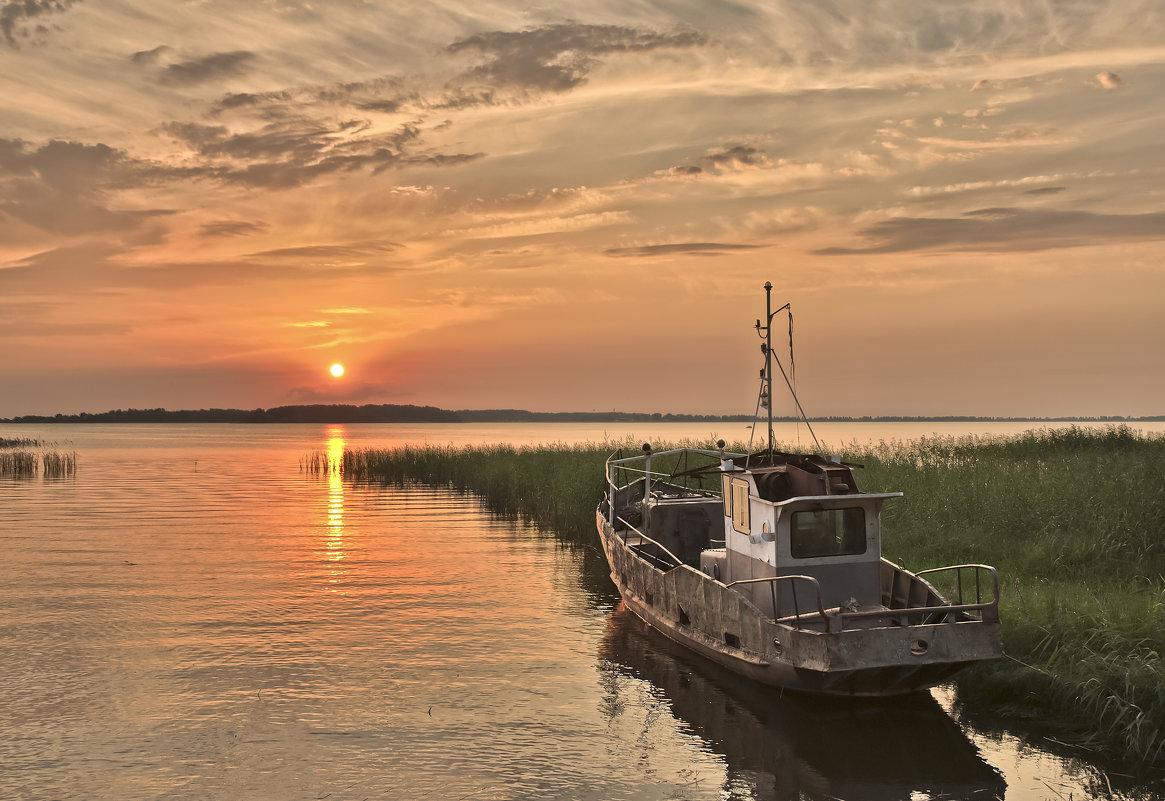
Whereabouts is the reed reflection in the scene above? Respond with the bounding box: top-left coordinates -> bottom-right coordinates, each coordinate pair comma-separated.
599,603 -> 1005,801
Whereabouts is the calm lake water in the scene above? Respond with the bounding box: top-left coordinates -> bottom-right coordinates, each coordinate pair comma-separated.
2,422 -> 1163,801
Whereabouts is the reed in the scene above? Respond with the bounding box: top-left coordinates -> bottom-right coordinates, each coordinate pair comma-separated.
327,426 -> 1165,766
0,445 -> 77,478
300,450 -> 343,474
837,426 -> 1165,766
41,450 -> 77,478
1,437 -> 43,449
0,450 -> 39,477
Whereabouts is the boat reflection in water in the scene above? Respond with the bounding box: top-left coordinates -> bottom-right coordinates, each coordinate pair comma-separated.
598,603 -> 1006,801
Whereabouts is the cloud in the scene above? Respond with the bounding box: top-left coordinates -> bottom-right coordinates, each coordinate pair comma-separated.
207,75 -> 413,119
917,126 -> 1065,151
160,118 -> 482,189
245,241 -> 401,261
159,51 -> 256,86
816,208 -> 1165,255
199,220 -> 268,238
1,0 -> 80,45
604,242 -> 764,258
0,138 -> 174,235
1096,71 -> 1122,89
131,44 -> 171,64
907,174 -> 1067,197
445,23 -> 706,101
705,145 -> 770,169
0,238 -> 396,297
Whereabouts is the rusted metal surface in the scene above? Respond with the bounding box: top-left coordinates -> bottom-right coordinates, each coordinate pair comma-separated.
597,509 -> 1003,697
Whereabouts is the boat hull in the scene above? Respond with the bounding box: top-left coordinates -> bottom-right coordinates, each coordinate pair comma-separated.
597,510 -> 1002,697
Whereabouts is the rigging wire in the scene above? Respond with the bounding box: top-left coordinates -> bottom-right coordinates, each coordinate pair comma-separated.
772,348 -> 823,456
745,375 -> 765,468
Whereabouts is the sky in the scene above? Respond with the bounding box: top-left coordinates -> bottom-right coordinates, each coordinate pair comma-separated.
2,0 -> 1164,418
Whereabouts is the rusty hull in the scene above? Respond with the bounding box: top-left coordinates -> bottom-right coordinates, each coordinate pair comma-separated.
598,510 -> 1002,697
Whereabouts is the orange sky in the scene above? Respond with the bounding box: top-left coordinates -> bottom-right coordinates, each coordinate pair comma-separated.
2,2 -> 1163,417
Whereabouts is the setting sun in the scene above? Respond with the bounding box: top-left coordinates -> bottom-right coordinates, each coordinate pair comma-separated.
330,363 -> 344,378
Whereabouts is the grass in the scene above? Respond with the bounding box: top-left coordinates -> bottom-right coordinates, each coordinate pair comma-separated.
309,426 -> 1165,768
41,450 -> 77,478
0,448 -> 77,478
845,425 -> 1165,767
1,437 -> 43,449
0,451 -> 39,477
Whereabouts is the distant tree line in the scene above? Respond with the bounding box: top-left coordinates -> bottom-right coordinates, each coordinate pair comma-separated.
2,404 -> 458,424
2,405 -> 1161,424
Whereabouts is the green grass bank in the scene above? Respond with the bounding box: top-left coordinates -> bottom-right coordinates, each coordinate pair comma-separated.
323,426 -> 1164,768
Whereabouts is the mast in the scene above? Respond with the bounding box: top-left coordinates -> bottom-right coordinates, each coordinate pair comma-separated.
756,281 -> 784,454
764,283 -> 774,453
755,282 -> 823,457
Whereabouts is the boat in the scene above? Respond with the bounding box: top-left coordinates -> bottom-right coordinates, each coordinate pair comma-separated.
595,282 -> 1003,697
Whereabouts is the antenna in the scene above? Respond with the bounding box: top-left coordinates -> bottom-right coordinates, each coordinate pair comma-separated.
755,282 -> 823,457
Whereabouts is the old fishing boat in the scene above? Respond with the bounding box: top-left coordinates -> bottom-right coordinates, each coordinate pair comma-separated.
596,283 -> 1002,696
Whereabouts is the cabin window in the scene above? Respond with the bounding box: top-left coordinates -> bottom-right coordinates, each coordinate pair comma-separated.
721,473 -> 733,517
790,506 -> 866,558
730,478 -> 750,534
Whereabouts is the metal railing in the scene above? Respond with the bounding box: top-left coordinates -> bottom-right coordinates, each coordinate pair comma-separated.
726,575 -> 829,632
915,564 -> 1000,623
615,516 -> 685,570
838,564 -> 1000,627
605,447 -> 742,504
725,565 -> 1000,633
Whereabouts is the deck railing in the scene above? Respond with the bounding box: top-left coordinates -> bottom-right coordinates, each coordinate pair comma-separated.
615,517 -> 685,571
727,566 -> 1000,632
914,564 -> 1001,624
726,575 -> 830,631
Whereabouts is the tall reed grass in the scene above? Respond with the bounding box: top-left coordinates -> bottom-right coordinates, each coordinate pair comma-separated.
41,451 -> 77,478
316,426 -> 1164,767
0,448 -> 77,478
842,425 -> 1165,767
0,451 -> 39,477
1,437 -> 43,448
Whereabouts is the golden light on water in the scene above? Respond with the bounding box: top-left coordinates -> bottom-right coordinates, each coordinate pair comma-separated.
325,426 -> 346,562
329,363 -> 344,378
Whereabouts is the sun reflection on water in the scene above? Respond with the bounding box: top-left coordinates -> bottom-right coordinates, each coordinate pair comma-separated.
325,425 -> 346,562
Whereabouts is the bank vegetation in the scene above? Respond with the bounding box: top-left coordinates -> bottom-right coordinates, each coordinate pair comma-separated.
315,426 -> 1164,768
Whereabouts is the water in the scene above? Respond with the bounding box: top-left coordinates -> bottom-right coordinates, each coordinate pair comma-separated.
2,423 -> 1162,800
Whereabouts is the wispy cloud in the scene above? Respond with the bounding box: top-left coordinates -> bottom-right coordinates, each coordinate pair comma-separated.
0,138 -> 174,235
246,241 -> 401,261
604,242 -> 764,258
1,0 -> 81,45
199,220 -> 268,238
917,127 -> 1066,151
130,44 -> 171,64
1096,71 -> 1122,89
158,51 -> 256,86
159,117 -> 481,189
444,23 -> 706,104
818,208 -> 1165,255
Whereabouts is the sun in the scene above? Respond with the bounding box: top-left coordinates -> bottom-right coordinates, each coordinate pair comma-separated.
329,363 -> 344,378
